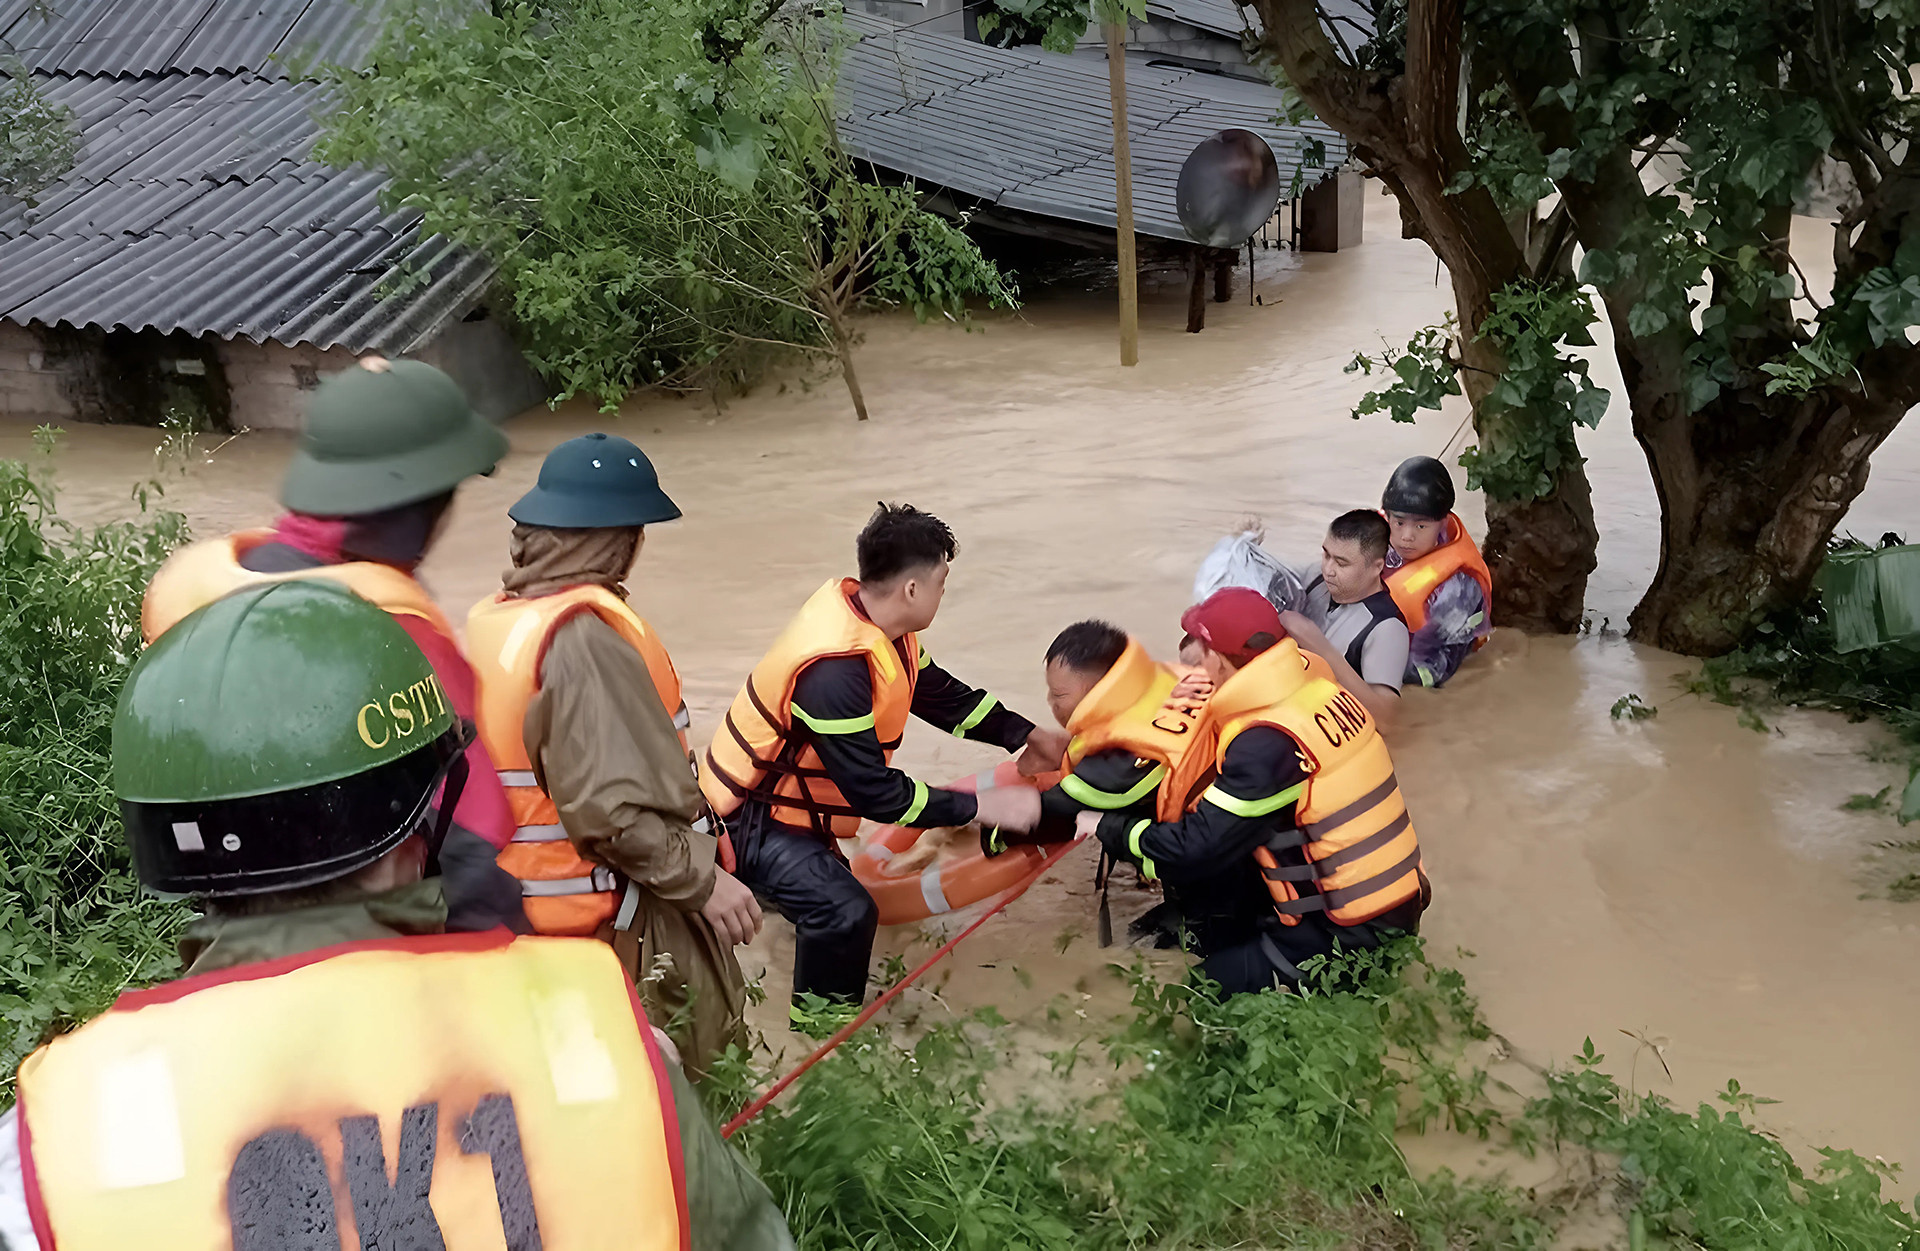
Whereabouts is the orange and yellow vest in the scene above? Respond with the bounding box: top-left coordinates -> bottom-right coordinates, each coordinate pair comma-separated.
14,931 -> 690,1251
1385,512 -> 1493,643
1056,638 -> 1213,810
701,578 -> 918,841
467,586 -> 694,936
1161,640 -> 1423,927
141,529 -> 456,644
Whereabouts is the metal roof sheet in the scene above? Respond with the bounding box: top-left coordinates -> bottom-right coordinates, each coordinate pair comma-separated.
839,11 -> 1347,243
0,0 -> 400,79
0,68 -> 487,353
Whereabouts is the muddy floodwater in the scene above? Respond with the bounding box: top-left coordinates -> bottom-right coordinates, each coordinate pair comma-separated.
8,191 -> 1920,1180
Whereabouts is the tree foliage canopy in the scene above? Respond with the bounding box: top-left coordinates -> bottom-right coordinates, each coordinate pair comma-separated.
1258,0 -> 1920,651
316,0 -> 1016,414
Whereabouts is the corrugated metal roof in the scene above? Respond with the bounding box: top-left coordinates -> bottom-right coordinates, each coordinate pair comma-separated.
839,11 -> 1348,242
0,66 -> 487,353
0,0 -> 397,79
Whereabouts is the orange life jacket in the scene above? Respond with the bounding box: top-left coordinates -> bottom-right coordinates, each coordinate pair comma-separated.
15,931 -> 689,1251
467,586 -> 695,936
701,578 -> 918,841
141,529 -> 456,644
1161,640 -> 1423,927
1385,512 -> 1492,643
1057,638 -> 1213,810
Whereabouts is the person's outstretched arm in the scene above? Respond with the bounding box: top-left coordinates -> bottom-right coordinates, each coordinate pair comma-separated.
1089,727 -> 1306,881
1279,611 -> 1402,735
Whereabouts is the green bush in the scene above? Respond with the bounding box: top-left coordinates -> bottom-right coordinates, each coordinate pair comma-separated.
1694,534 -> 1920,822
0,431 -> 191,1101
721,940 -> 1919,1249
316,0 -> 1017,414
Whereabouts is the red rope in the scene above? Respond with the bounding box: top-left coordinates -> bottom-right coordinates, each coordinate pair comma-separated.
720,836 -> 1084,1139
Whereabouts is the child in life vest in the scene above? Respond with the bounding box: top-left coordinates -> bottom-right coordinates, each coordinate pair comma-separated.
1380,456 -> 1493,688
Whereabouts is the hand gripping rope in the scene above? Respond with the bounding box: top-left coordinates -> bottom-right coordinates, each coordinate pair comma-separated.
720,836 -> 1084,1139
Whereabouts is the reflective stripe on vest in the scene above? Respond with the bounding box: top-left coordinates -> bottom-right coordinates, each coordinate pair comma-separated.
1158,641 -> 1338,822
141,531 -> 456,645
1062,639 -> 1212,811
15,932 -> 690,1251
1162,640 -> 1421,927
1385,512 -> 1493,639
467,586 -> 688,937
700,578 -> 918,841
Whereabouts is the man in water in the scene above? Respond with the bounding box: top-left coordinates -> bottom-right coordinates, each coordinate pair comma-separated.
1380,456 -> 1494,688
467,432 -> 760,1078
1002,619 -> 1212,947
1077,588 -> 1427,994
700,503 -> 1065,1035
0,582 -> 793,1251
1284,510 -> 1409,732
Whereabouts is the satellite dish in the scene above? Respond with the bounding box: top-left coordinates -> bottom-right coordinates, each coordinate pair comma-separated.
1176,129 -> 1282,248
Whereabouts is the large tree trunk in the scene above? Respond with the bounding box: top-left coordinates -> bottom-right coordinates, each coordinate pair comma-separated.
1625,352 -> 1918,652
1255,0 -> 1601,634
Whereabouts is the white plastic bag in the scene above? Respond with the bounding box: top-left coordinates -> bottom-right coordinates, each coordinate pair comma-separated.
1193,527 -> 1307,613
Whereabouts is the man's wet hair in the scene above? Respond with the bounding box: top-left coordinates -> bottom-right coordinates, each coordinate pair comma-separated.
1046,619 -> 1128,675
858,502 -> 958,584
1328,509 -> 1391,563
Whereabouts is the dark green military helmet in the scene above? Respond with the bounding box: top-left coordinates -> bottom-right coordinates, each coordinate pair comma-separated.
281,360 -> 509,517
509,432 -> 681,529
113,580 -> 467,896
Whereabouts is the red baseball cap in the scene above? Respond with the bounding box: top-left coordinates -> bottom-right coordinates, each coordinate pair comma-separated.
1180,588 -> 1285,665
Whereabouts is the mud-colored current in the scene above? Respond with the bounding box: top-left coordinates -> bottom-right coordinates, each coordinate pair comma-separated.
7,190 -> 1919,1176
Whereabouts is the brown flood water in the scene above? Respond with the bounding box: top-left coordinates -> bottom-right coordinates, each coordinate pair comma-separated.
7,190 -> 1920,1182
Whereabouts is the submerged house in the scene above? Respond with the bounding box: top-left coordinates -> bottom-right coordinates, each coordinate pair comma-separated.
0,0 -> 544,432
1,0 -> 1364,431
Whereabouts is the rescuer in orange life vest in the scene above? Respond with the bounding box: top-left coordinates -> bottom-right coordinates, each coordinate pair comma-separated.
981,619 -> 1215,947
1074,588 -> 1430,994
468,432 -> 759,1079
702,503 -> 1068,1035
0,581 -> 794,1251
139,356 -> 527,935
1381,455 -> 1494,688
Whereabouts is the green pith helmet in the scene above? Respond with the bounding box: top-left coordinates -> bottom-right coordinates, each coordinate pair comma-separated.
280,360 -> 509,517
509,432 -> 682,528
113,580 -> 467,896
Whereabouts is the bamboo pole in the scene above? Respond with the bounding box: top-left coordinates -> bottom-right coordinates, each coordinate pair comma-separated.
1103,20 -> 1138,367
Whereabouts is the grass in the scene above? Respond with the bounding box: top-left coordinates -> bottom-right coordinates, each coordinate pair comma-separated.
0,429 -> 192,1103
711,940 -> 1920,1250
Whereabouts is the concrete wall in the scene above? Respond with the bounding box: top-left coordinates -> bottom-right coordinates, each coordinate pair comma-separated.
1074,18 -> 1258,78
1,308 -> 549,433
0,322 -> 87,423
851,0 -> 966,37
410,314 -> 550,423
1300,170 -> 1365,252
215,339 -> 357,432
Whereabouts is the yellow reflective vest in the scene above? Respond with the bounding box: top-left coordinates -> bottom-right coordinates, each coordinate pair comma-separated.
468,585 -> 693,936
15,932 -> 690,1251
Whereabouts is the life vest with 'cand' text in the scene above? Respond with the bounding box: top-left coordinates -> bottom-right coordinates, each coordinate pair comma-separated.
1162,639 -> 1424,927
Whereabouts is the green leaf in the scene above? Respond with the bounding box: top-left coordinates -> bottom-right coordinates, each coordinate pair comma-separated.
1571,382 -> 1610,428
1627,301 -> 1670,337
1903,771 -> 1920,825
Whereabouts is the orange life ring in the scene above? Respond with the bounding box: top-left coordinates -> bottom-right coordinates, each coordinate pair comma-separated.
849,760 -> 1067,926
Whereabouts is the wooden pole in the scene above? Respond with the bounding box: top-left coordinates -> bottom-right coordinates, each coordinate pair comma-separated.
1102,20 -> 1138,367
